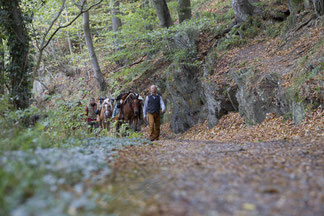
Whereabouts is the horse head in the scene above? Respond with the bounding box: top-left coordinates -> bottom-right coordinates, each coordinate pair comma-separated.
102,98 -> 113,119
130,93 -> 141,117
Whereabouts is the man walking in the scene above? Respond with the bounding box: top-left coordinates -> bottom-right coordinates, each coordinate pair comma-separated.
143,85 -> 166,141
85,97 -> 99,132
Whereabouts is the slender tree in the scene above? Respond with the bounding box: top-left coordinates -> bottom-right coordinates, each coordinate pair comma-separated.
111,0 -> 122,32
82,1 -> 107,91
0,36 -> 4,95
34,0 -> 103,77
178,0 -> 191,23
34,0 -> 66,78
0,0 -> 32,109
152,0 -> 173,28
111,0 -> 127,66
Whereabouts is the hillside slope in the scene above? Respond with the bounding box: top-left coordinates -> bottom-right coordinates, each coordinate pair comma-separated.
33,0 -> 323,140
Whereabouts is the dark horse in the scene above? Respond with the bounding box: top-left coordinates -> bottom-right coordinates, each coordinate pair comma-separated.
118,92 -> 142,132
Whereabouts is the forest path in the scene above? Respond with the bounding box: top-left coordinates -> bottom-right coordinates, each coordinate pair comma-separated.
106,138 -> 324,216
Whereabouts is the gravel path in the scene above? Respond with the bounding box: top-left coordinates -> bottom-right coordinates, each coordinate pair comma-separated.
107,139 -> 324,216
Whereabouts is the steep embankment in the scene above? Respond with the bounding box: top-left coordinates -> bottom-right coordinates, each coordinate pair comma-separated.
126,0 -> 323,139
33,0 -> 323,140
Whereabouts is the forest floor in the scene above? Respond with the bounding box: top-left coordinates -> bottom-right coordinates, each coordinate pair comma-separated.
104,109 -> 324,216
103,109 -> 324,216
106,137 -> 324,216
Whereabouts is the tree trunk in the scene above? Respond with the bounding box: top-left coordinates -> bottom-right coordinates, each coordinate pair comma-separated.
0,0 -> 31,109
304,0 -> 312,8
111,0 -> 122,32
231,0 -> 255,23
110,0 -> 126,66
82,10 -> 107,91
152,0 -> 173,28
313,0 -> 324,16
0,36 -> 4,95
286,0 -> 303,30
178,0 -> 191,23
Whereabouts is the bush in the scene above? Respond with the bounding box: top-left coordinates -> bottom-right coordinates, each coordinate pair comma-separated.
0,97 -> 93,152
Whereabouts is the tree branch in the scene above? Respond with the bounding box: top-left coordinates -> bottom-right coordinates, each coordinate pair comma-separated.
34,0 -> 103,74
106,54 -> 147,75
40,0 -> 103,52
39,0 -> 66,49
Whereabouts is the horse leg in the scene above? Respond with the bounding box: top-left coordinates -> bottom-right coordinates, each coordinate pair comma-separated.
107,120 -> 110,132
116,121 -> 120,137
132,117 -> 138,132
132,119 -> 136,132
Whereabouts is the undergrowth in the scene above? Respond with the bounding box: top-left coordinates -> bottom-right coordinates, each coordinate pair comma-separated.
0,95 -> 148,215
0,97 -> 95,152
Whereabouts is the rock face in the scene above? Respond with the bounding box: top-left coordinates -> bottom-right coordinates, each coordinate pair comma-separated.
166,28 -> 204,133
233,68 -> 311,125
234,70 -> 289,125
142,20 -> 318,133
166,28 -> 239,132
164,42 -> 312,132
201,56 -> 238,128
167,64 -> 204,133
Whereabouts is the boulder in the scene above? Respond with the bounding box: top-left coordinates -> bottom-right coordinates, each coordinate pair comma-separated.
167,63 -> 204,133
201,67 -> 238,128
166,28 -> 204,133
234,69 -> 289,125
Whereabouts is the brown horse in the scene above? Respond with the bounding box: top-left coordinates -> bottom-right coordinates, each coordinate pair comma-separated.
98,98 -> 114,131
119,93 -> 142,132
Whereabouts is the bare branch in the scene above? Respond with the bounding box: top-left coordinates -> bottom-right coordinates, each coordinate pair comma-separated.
34,0 -> 104,75
40,0 -> 66,48
106,54 -> 147,75
40,0 -> 103,51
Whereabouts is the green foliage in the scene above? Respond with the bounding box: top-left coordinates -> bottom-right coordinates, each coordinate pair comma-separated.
197,7 -> 235,25
0,96 -> 93,152
265,22 -> 284,38
215,16 -> 270,51
27,0 -> 237,95
45,99 -> 88,138
111,120 -> 144,139
286,41 -> 324,108
0,159 -> 46,216
0,135 -> 148,215
238,18 -> 263,38
217,35 -> 245,51
0,0 -> 34,109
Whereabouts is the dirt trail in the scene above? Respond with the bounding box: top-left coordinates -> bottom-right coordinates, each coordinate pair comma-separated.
107,138 -> 324,216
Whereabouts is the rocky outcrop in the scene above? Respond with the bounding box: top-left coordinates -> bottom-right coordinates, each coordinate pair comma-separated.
133,17 -> 320,133
201,55 -> 238,128
166,28 -> 205,133
166,28 -> 240,133
233,70 -> 289,125
167,64 -> 204,133
233,68 -> 313,125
